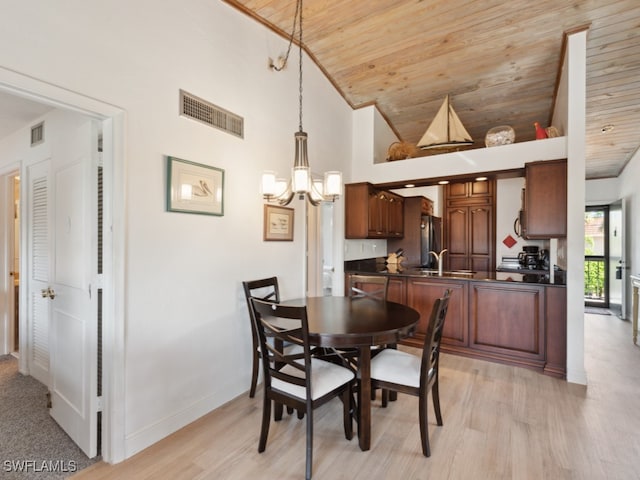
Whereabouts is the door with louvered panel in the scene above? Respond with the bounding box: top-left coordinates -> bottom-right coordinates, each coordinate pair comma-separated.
26,159 -> 52,386
25,118 -> 100,458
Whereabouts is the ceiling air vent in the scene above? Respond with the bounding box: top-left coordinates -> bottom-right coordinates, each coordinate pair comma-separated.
179,90 -> 244,139
31,121 -> 44,147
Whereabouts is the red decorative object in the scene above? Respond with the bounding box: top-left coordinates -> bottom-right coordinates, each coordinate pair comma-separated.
502,234 -> 517,248
534,121 -> 548,140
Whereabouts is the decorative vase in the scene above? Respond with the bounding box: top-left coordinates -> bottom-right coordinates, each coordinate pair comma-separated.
485,125 -> 515,147
534,122 -> 548,139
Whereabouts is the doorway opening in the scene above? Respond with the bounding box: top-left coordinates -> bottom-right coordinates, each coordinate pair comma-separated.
10,174 -> 20,355
584,205 -> 609,308
0,69 -> 125,463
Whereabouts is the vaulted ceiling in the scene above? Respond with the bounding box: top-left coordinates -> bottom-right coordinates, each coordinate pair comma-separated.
224,0 -> 640,180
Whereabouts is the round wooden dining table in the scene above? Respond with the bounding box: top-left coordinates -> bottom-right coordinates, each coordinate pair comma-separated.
279,296 -> 420,451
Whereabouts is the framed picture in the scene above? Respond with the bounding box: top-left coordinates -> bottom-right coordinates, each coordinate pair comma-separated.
167,156 -> 224,216
263,205 -> 294,241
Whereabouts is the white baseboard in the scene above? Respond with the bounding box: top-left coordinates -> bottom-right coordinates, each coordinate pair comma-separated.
124,388 -> 241,459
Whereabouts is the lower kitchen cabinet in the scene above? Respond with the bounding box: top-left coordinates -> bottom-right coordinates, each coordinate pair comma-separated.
388,277 -> 406,304
544,286 -> 567,378
343,270 -> 566,377
404,278 -> 467,348
384,275 -> 564,377
469,282 -> 546,368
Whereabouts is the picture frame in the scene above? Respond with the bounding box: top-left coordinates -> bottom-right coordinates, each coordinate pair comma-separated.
263,205 -> 294,241
166,156 -> 224,216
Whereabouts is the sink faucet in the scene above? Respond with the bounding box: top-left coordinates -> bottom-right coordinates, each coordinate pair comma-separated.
429,249 -> 448,276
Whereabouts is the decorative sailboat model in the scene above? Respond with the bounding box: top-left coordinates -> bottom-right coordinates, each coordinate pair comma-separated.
416,95 -> 474,149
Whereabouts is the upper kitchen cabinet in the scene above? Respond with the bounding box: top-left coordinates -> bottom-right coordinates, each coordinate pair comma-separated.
345,183 -> 404,239
444,180 -> 496,271
446,179 -> 494,205
523,159 -> 567,238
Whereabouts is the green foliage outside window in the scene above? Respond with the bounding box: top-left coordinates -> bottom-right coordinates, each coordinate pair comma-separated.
584,211 -> 605,300
584,259 -> 605,299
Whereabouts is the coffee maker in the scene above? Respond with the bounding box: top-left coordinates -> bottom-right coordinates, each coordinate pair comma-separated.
518,245 -> 540,270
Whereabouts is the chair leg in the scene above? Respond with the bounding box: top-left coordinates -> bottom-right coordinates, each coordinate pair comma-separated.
258,396 -> 271,453
418,394 -> 431,457
249,349 -> 259,398
275,402 -> 284,421
432,378 -> 443,426
305,408 -> 313,480
342,387 -> 353,440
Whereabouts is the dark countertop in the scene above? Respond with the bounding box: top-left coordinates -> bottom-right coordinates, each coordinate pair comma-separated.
345,259 -> 566,286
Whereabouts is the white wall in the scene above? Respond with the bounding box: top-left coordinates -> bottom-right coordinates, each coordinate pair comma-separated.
351,104 -> 567,185
617,149 -> 640,319
373,108 -> 400,164
495,177 -> 548,267
0,0 -> 353,459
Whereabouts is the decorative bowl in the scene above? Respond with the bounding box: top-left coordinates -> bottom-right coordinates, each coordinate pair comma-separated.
485,125 -> 515,147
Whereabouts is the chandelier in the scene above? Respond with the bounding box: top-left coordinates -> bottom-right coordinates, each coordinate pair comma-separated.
261,0 -> 342,207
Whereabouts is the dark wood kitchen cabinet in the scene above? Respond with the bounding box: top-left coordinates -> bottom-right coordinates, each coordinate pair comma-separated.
544,286 -> 567,378
388,277 -> 406,304
342,269 -> 566,377
444,180 -> 495,272
404,277 -> 468,349
345,183 -> 404,239
523,159 -> 567,238
469,282 -> 546,367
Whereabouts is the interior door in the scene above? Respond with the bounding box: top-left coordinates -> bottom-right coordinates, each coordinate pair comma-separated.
25,118 -> 99,458
25,160 -> 52,385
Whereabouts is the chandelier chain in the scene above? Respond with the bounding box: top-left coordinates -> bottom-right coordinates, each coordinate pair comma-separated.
298,0 -> 304,132
270,0 -> 300,73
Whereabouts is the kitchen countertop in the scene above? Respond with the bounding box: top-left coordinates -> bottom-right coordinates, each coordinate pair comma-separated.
345,259 -> 566,286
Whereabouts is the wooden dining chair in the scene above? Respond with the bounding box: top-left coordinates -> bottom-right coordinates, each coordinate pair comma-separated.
348,274 -> 389,300
347,273 -> 393,400
242,277 -> 280,398
370,289 -> 451,457
250,298 -> 355,480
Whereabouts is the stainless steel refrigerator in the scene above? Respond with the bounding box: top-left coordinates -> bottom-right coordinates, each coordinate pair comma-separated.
420,215 -> 443,268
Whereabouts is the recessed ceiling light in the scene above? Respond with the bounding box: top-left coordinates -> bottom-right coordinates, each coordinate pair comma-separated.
437,180 -> 449,185
476,176 -> 488,181
404,183 -> 415,188
601,124 -> 614,133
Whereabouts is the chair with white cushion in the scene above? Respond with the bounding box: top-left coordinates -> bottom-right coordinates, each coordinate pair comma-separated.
242,277 -> 281,398
250,297 -> 355,480
370,289 -> 451,457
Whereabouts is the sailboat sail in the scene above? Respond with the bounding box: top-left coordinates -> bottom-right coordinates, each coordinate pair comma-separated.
417,95 -> 474,149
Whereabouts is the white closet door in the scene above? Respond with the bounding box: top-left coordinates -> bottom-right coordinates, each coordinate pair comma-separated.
26,159 -> 52,385
25,118 -> 99,458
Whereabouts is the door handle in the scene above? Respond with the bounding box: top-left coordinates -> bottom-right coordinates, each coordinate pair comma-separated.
41,287 -> 56,300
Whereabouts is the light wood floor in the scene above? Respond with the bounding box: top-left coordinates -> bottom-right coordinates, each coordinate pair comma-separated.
73,313 -> 640,480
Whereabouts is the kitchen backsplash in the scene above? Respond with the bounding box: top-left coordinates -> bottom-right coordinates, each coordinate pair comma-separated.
344,239 -> 388,261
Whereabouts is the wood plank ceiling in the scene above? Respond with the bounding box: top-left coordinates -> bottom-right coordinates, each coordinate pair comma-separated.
224,0 -> 640,180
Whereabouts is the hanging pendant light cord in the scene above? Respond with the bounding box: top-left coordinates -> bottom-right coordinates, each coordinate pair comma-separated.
298,0 -> 304,133
270,0 -> 301,73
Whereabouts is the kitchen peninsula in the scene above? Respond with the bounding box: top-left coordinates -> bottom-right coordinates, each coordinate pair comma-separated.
345,259 -> 567,378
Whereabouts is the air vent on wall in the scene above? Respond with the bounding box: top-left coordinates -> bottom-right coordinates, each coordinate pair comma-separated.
179,89 -> 244,139
31,121 -> 44,147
